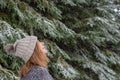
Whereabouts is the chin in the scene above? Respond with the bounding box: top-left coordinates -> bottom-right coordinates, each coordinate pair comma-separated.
46,51 -> 48,54
45,50 -> 48,54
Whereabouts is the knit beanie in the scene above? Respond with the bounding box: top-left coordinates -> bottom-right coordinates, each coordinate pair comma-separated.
4,36 -> 37,63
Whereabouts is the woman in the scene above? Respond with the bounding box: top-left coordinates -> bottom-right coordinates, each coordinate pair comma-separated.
4,36 -> 54,80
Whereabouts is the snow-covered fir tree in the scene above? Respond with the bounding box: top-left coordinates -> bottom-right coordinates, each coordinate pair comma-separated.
0,0 -> 120,80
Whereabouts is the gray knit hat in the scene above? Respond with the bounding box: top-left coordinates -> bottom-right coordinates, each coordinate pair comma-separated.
4,36 -> 37,63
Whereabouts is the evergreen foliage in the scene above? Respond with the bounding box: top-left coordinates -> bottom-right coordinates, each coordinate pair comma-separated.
0,0 -> 120,80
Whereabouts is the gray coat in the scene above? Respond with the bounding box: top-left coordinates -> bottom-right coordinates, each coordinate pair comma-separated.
20,66 -> 54,80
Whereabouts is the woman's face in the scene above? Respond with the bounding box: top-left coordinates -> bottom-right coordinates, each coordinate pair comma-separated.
38,41 -> 48,54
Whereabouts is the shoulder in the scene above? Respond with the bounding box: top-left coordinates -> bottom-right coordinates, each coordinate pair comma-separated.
30,65 -> 47,74
21,66 -> 47,80
31,66 -> 47,71
32,65 -> 46,71
32,66 -> 54,80
21,66 -> 54,80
